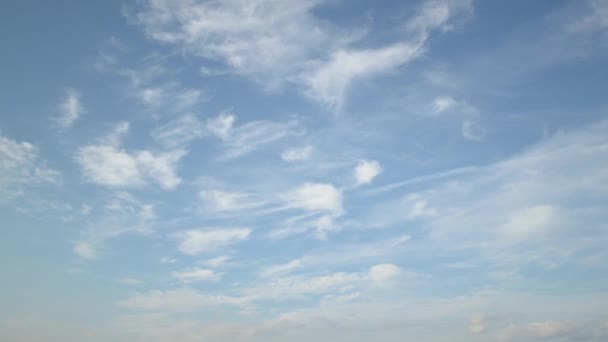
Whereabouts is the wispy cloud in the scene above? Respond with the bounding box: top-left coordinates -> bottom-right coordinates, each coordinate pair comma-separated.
174,228 -> 252,256
55,88 -> 84,129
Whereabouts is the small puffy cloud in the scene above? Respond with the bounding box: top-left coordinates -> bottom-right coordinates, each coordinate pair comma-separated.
172,268 -> 221,283
369,263 -> 401,285
76,123 -> 186,189
281,146 -> 312,162
284,183 -> 343,214
354,159 -> 382,187
175,228 -> 252,256
56,88 -> 83,129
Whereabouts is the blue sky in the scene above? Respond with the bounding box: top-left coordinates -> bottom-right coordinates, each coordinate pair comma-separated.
1,0 -> 608,341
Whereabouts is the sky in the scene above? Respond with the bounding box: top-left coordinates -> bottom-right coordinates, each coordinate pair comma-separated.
1,0 -> 608,341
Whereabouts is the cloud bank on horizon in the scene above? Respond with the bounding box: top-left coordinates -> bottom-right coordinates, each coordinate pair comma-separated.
1,0 -> 608,341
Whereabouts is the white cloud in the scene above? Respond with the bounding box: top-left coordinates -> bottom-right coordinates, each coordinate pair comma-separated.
368,263 -> 401,285
56,88 -> 83,129
469,315 -> 485,334
462,119 -> 486,141
207,112 -> 235,140
175,228 -> 252,256
304,43 -> 422,108
280,145 -> 312,162
200,190 -> 266,213
152,114 -> 206,147
76,123 -> 186,189
0,135 -> 59,198
130,0 -> 472,107
354,159 -> 382,187
128,0 -> 338,89
500,205 -> 556,239
284,183 -> 343,214
406,0 -> 474,34
406,197 -> 437,220
172,268 -> 221,283
432,96 -> 458,113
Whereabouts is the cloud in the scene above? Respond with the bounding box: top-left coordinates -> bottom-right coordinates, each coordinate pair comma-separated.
284,183 -> 343,214
175,228 -> 252,256
207,113 -> 305,159
172,268 -> 222,283
127,0 -> 339,89
129,0 -> 473,107
406,0 -> 474,34
200,190 -> 267,213
0,135 -> 59,198
303,43 -> 423,108
354,159 -> 382,187
152,114 -> 206,147
368,264 -> 401,285
74,191 -> 156,260
462,119 -> 486,141
432,96 -> 458,113
280,146 -> 312,162
56,88 -> 83,129
207,112 -> 235,140
73,241 -> 97,260
76,122 -> 186,189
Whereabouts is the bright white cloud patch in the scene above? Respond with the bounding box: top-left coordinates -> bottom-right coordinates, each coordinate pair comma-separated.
285,183 -> 343,214
76,123 -> 186,189
56,88 -> 83,129
175,228 -> 252,256
354,159 -> 382,187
